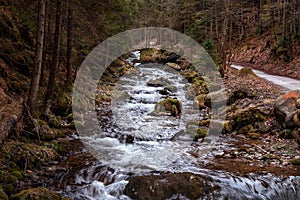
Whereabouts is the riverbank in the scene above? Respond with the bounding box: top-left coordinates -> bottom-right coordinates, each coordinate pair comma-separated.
0,50 -> 299,199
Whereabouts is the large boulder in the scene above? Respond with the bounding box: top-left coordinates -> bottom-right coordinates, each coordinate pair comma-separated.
193,89 -> 227,109
274,90 -> 300,128
124,172 -> 217,200
154,98 -> 182,117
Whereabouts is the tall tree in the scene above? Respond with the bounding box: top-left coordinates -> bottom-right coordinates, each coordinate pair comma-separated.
44,0 -> 63,114
66,0 -> 74,86
27,0 -> 46,111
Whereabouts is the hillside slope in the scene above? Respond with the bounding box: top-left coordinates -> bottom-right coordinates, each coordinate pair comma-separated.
233,32 -> 300,80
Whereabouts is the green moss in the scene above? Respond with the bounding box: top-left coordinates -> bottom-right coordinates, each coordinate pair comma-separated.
140,49 -> 156,62
11,170 -> 23,179
48,115 -> 61,129
11,188 -> 63,200
238,67 -> 257,77
2,141 -> 58,170
195,128 -> 208,139
50,141 -> 68,155
181,71 -> 202,83
289,159 -> 300,165
222,121 -> 232,134
0,187 -> 8,200
0,170 -> 18,183
154,98 -> 182,117
198,119 -> 210,127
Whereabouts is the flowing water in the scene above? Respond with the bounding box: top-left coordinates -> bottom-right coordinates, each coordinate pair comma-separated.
50,53 -> 300,199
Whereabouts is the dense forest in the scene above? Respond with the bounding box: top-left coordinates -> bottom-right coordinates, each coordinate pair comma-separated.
0,0 -> 300,199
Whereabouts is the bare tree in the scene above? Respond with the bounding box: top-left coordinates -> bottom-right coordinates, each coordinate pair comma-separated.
66,0 -> 74,86
44,0 -> 63,114
27,0 -> 46,111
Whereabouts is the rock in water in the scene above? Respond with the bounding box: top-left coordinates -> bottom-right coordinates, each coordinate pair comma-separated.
147,77 -> 171,87
154,97 -> 182,117
166,62 -> 181,71
124,172 -> 217,200
274,90 -> 300,128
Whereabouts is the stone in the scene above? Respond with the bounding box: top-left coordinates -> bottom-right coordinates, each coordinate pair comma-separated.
195,128 -> 208,140
232,107 -> 265,130
166,62 -> 181,70
154,98 -> 182,117
193,94 -> 206,109
126,135 -> 134,144
124,172 -> 217,200
296,99 -> 300,109
205,89 -> 227,108
253,121 -> 269,133
147,77 -> 171,87
237,124 -> 254,135
289,158 -> 300,165
238,67 -> 257,77
48,115 -> 61,129
274,90 -> 300,128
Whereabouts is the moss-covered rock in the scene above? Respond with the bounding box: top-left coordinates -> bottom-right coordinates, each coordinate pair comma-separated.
237,124 -> 254,135
1,141 -> 58,170
238,67 -> 257,77
181,71 -> 201,83
11,170 -> 23,179
195,128 -> 208,140
193,94 -> 206,109
166,62 -> 181,70
232,108 -> 266,130
124,172 -> 217,200
48,115 -> 61,129
140,49 -> 167,63
11,188 -> 65,200
147,77 -> 171,87
0,170 -> 18,183
222,121 -> 232,134
39,125 -> 58,141
154,98 -> 182,117
274,90 -> 300,128
289,158 -> 300,165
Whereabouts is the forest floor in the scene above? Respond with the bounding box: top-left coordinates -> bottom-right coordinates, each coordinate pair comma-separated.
201,67 -> 300,176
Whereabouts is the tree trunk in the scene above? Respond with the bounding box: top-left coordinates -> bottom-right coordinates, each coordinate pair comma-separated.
27,0 -> 46,111
66,0 -> 74,86
44,0 -> 63,114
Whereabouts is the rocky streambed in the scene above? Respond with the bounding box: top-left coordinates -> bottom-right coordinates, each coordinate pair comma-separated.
1,49 -> 300,199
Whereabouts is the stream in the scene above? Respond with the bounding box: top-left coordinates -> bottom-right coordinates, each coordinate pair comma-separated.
49,53 -> 300,199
